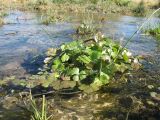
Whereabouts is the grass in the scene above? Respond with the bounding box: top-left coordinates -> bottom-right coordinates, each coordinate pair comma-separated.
26,94 -> 52,120
0,0 -> 157,25
0,17 -> 4,26
0,11 -> 7,26
145,23 -> 160,39
132,1 -> 148,16
1,0 -> 156,15
40,9 -> 65,25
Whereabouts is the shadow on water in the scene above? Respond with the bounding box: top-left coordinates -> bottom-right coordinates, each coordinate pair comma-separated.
21,53 -> 45,74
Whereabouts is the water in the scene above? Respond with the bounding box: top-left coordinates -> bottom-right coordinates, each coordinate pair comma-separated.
0,11 -> 158,78
0,10 -> 160,120
0,11 -> 75,78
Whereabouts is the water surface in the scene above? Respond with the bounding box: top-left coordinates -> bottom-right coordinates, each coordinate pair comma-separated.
0,11 -> 159,78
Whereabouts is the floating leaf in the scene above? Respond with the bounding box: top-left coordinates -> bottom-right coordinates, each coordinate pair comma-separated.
51,81 -> 76,90
79,84 -> 94,93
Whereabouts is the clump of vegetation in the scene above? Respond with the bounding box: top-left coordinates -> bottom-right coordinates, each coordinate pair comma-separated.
113,0 -> 131,6
40,10 -> 65,25
24,94 -> 52,120
41,33 -> 140,92
76,23 -> 98,35
132,1 -> 147,16
0,18 -> 4,26
1,0 -> 156,18
0,11 -> 7,26
145,23 -> 160,39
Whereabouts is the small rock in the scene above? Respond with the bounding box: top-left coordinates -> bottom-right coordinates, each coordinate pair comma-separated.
150,92 -> 157,98
150,92 -> 160,101
147,85 -> 154,89
72,115 -> 81,120
157,87 -> 160,91
56,109 -> 63,114
117,114 -> 124,120
102,102 -> 113,107
2,96 -> 18,109
94,94 -> 99,101
146,100 -> 155,106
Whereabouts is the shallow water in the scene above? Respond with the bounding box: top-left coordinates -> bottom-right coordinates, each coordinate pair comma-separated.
0,11 -> 159,78
0,11 -> 75,78
0,10 -> 160,120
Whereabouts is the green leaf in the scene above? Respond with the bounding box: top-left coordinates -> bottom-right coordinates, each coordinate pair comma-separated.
52,58 -> 65,71
52,59 -> 61,69
115,63 -> 128,73
123,53 -> 129,62
70,68 -> 79,75
79,71 -> 87,80
100,72 -> 110,84
90,51 -> 102,60
61,53 -> 70,62
91,77 -> 103,91
77,55 -> 91,64
61,44 -> 65,51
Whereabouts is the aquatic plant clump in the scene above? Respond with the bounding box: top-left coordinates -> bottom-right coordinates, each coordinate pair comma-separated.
0,18 -> 4,26
145,24 -> 160,39
42,33 -> 140,92
0,11 -> 7,26
76,23 -> 98,35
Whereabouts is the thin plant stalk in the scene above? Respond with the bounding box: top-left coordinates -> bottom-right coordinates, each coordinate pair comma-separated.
111,8 -> 160,65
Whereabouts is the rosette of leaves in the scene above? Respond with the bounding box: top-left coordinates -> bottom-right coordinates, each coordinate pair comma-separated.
76,23 -> 98,36
43,34 -> 138,93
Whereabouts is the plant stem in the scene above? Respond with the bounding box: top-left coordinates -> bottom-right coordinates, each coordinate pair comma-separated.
109,8 -> 160,67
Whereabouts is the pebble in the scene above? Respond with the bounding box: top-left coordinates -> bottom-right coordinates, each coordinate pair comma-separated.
157,87 -> 160,91
146,100 -> 155,106
150,92 -> 157,98
147,85 -> 154,89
